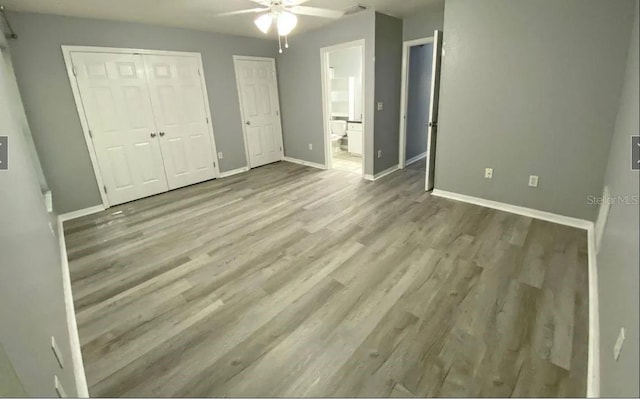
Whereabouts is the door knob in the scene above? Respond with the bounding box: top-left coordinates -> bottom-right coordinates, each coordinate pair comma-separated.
246,121 -> 251,126
159,131 -> 165,137
150,132 -> 157,138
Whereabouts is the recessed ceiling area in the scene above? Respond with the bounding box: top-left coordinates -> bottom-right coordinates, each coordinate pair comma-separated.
1,0 -> 445,39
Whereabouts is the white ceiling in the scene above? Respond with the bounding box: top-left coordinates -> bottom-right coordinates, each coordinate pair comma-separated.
1,0 -> 444,39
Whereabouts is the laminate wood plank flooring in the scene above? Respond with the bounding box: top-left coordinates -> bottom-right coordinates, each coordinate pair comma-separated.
64,161 -> 588,397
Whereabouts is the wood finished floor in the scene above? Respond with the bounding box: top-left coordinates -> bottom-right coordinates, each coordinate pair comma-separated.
64,161 -> 588,398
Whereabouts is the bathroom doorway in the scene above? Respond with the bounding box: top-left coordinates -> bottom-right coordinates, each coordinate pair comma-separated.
321,40 -> 365,176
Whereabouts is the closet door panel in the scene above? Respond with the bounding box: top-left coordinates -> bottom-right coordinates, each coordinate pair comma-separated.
143,55 -> 216,190
72,52 -> 168,206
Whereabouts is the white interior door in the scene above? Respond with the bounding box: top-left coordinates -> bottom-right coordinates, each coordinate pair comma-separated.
234,58 -> 284,168
426,31 -> 443,191
71,52 -> 168,206
143,54 -> 217,190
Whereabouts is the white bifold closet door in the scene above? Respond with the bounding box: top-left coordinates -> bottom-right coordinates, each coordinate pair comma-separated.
143,55 -> 216,190
71,51 -> 216,206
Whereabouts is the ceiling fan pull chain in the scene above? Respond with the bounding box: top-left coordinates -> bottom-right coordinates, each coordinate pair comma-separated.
278,35 -> 283,54
285,35 -> 289,49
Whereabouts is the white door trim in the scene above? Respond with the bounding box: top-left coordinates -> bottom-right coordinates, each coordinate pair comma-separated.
320,39 -> 366,177
61,45 -> 221,209
232,55 -> 285,169
398,36 -> 434,169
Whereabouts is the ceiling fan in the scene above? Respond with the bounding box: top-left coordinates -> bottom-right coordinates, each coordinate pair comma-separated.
217,0 -> 345,52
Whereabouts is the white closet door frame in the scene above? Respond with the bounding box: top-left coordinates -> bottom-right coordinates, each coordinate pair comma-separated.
232,55 -> 284,169
61,45 -> 220,209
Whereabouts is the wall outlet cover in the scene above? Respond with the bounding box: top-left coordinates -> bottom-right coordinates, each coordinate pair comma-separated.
54,376 -> 67,398
377,102 -> 383,111
528,175 -> 539,187
217,152 -> 223,159
484,168 -> 493,179
377,150 -> 382,158
308,144 -> 313,151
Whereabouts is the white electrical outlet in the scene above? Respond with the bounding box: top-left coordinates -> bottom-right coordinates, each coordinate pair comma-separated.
54,376 -> 67,398
528,175 -> 539,187
308,144 -> 313,151
377,102 -> 384,111
377,150 -> 382,158
217,152 -> 223,159
51,336 -> 64,369
614,327 -> 625,361
484,168 -> 493,179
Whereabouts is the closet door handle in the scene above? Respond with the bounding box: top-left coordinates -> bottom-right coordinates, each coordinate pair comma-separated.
159,132 -> 165,137
150,132 -> 157,138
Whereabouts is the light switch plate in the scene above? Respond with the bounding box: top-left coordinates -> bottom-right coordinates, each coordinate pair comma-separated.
614,327 -> 625,361
377,102 -> 383,111
217,152 -> 223,159
308,144 -> 313,151
529,175 -> 539,187
51,336 -> 64,369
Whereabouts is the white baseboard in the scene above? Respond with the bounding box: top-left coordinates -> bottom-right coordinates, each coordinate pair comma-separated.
364,164 -> 399,181
586,225 -> 600,398
283,156 -> 327,170
219,166 -> 249,178
405,152 -> 427,167
59,205 -> 105,222
431,188 -> 599,396
431,189 -> 592,230
56,217 -> 89,397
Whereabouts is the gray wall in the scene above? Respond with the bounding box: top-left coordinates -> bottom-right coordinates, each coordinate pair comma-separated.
435,0 -> 635,220
405,43 -> 433,160
373,12 -> 403,174
597,1 -> 639,396
0,343 -> 26,397
277,10 -> 376,175
8,12 -> 277,214
0,50 -> 78,397
403,5 -> 444,42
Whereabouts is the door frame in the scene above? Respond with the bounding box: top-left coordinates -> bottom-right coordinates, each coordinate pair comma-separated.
397,36 -> 434,169
61,45 -> 221,209
232,55 -> 285,169
320,39 -> 366,177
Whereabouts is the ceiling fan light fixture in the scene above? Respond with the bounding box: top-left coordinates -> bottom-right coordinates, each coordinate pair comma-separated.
254,13 -> 273,34
277,11 -> 297,36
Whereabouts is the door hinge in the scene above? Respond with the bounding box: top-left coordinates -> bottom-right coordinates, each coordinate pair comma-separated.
198,69 -> 201,76
213,161 -> 216,168
72,66 -> 77,77
103,185 -> 108,194
205,117 -> 209,124
88,129 -> 93,139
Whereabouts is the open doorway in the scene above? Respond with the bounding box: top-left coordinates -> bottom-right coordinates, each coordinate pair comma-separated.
398,31 -> 443,191
321,40 -> 365,176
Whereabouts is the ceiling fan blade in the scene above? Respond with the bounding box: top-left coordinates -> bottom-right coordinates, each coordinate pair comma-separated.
282,0 -> 311,5
289,6 -> 344,19
246,0 -> 272,5
216,7 -> 270,17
